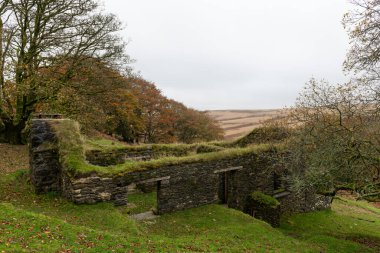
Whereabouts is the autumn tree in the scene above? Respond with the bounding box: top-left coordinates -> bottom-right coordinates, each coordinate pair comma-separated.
37,58 -> 142,142
128,77 -> 224,144
127,77 -> 174,143
0,0 -> 130,143
170,100 -> 224,143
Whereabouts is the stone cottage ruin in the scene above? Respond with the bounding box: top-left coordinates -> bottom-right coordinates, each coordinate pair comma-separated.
29,117 -> 331,226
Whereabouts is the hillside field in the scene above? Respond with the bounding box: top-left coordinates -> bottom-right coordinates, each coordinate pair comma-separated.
0,144 -> 380,252
207,109 -> 286,140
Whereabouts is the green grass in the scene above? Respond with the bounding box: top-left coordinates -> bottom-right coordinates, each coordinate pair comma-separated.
140,204 -> 318,252
279,198 -> 380,252
334,196 -> 380,215
0,202 -> 140,252
84,137 -> 129,151
0,171 -> 138,236
1,169 -> 379,252
126,191 -> 157,214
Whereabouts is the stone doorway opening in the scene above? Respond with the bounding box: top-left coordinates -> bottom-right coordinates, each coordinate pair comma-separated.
214,166 -> 242,204
218,172 -> 229,204
128,176 -> 170,216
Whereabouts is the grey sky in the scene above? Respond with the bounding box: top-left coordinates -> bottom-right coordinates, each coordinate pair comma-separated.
103,0 -> 352,110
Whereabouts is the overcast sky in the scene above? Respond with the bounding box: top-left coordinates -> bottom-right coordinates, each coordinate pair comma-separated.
103,0 -> 352,110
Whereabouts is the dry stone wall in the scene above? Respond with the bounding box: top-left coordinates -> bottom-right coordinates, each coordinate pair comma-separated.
85,150 -> 127,166
29,119 -> 62,193
29,118 -> 331,226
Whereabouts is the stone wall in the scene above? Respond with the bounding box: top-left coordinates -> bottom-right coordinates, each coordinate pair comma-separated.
61,175 -> 129,206
85,150 -> 128,166
60,150 -> 315,216
62,153 -> 273,209
244,197 -> 281,227
85,148 -> 185,166
277,190 -> 332,215
29,118 -> 331,226
29,119 -> 62,193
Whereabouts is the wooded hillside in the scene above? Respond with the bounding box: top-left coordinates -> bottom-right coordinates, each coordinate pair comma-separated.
0,0 -> 223,144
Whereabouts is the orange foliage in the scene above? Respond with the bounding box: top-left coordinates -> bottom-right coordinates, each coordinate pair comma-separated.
37,60 -> 223,143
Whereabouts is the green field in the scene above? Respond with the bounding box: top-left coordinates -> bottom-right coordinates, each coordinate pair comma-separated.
0,169 -> 379,252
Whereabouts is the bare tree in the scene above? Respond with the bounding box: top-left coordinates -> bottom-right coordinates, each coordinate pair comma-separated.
282,1 -> 380,201
287,79 -> 380,200
343,0 -> 380,82
0,0 -> 11,102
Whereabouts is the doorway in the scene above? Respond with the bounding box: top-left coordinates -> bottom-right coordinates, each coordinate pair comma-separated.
214,166 -> 242,205
218,172 -> 229,204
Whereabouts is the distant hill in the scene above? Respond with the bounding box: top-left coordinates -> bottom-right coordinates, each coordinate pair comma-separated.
206,109 -> 286,140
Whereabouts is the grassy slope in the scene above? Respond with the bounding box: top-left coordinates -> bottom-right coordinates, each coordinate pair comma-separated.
0,171 -> 379,252
1,145 -> 380,252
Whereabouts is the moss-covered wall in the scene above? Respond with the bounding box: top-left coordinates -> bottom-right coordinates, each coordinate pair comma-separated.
84,141 -> 226,166
29,118 -> 331,222
245,191 -> 281,227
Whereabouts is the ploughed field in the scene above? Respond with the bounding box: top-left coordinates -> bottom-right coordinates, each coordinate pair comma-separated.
1,143 -> 380,252
207,109 -> 286,140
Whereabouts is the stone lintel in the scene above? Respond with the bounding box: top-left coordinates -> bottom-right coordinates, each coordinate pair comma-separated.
213,166 -> 243,174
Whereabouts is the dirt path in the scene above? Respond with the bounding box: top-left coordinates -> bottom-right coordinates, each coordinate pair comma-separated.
0,143 -> 29,174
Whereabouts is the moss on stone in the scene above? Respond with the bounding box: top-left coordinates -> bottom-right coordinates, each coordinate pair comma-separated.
49,119 -> 285,177
48,119 -> 104,176
249,191 -> 280,208
85,138 -> 226,157
195,144 -> 224,154
110,144 -> 278,174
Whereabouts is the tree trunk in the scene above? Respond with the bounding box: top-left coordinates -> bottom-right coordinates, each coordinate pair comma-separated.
0,17 -> 4,101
